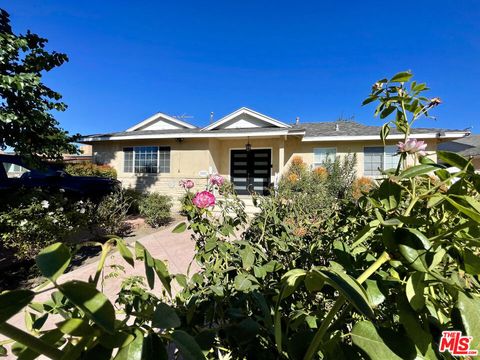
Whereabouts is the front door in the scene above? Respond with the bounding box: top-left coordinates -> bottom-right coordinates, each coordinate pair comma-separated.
230,149 -> 271,195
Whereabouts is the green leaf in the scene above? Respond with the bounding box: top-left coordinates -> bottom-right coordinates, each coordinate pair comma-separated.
240,247 -> 255,270
445,197 -> 480,223
397,295 -> 434,356
172,222 -> 187,233
464,249 -> 480,275
114,330 -> 144,360
351,220 -> 380,248
437,150 -> 475,173
56,318 -> 92,336
0,290 -> 35,324
377,180 -> 402,211
116,238 -> 134,267
234,273 -> 252,292
16,329 -> 64,360
405,272 -> 425,311
58,280 -> 115,334
399,164 -> 440,179
364,279 -> 385,307
456,293 -> 480,351
35,243 -> 71,282
351,321 -> 416,360
390,71 -> 413,83
153,259 -> 172,296
152,303 -> 181,329
313,268 -> 374,319
280,269 -> 307,299
171,330 -> 206,360
99,331 -> 135,349
380,106 -> 396,119
142,333 -> 167,360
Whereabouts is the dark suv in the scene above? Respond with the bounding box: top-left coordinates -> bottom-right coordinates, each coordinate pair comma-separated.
0,154 -> 120,199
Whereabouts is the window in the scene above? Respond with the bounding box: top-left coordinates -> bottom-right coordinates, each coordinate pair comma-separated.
364,146 -> 399,176
2,162 -> 29,178
123,146 -> 170,174
313,148 -> 336,168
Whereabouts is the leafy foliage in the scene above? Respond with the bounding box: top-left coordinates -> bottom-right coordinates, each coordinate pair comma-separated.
0,9 -> 78,161
138,192 -> 172,228
65,162 -> 117,179
1,72 -> 479,360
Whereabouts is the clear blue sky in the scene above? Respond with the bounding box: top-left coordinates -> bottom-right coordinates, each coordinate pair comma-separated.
5,0 -> 480,135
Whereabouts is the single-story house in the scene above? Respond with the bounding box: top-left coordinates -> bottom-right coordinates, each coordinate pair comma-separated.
438,134 -> 480,169
80,107 -> 469,199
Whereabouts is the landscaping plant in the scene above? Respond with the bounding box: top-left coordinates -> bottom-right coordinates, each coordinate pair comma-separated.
138,192 -> 173,228
0,71 -> 479,359
65,162 -> 117,179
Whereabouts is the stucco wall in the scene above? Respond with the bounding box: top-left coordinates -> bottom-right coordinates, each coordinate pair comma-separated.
283,138 -> 438,177
91,136 -> 440,198
92,138 -> 212,200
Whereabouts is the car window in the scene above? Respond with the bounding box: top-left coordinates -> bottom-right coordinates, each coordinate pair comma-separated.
2,162 -> 31,178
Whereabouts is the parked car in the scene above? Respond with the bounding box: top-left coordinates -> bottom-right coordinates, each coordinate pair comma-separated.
0,154 -> 120,199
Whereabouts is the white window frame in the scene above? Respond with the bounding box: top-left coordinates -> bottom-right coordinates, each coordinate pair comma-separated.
313,147 -> 337,168
123,146 -> 171,174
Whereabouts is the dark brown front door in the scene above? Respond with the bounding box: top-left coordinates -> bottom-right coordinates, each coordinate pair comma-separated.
230,149 -> 271,195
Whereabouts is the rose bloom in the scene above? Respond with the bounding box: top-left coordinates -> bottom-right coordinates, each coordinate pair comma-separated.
179,179 -> 195,189
210,174 -> 224,186
397,138 -> 427,156
192,191 -> 216,208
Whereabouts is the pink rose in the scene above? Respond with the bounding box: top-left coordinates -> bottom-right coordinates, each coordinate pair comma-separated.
210,174 -> 224,186
397,138 -> 427,156
179,179 -> 195,189
192,191 -> 216,208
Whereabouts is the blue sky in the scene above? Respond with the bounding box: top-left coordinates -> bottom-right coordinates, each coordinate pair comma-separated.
5,0 -> 480,135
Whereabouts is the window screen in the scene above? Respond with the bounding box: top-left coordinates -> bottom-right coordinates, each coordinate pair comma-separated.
313,148 -> 337,167
364,147 -> 384,176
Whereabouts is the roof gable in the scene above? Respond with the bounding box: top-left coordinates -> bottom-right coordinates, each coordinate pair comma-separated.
202,107 -> 290,131
126,113 -> 197,132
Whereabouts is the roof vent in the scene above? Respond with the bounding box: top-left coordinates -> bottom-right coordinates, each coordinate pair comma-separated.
210,112 -> 214,124
335,123 -> 340,131
295,116 -> 300,125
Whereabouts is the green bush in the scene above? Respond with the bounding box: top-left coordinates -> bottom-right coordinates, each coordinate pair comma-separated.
91,190 -> 130,236
65,162 -> 117,179
122,188 -> 145,215
0,189 -> 88,260
139,192 -> 172,227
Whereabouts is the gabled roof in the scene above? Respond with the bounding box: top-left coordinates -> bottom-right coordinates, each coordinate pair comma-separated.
126,112 -> 197,132
294,121 -> 469,141
202,107 -> 290,131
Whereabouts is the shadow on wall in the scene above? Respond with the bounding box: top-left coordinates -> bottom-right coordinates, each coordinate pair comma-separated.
130,175 -> 158,193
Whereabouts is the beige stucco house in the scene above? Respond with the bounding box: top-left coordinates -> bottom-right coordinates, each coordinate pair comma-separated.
80,107 -> 469,200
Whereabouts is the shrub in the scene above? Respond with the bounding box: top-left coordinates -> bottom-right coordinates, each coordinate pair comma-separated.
352,176 -> 375,199
0,189 -> 88,260
139,192 -> 172,227
90,190 -> 130,236
122,188 -> 145,215
65,162 -> 117,179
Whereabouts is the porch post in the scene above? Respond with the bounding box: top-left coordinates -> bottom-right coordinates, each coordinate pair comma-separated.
278,137 -> 285,176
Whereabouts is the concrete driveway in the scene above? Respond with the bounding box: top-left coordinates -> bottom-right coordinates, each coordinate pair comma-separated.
1,222 -> 198,358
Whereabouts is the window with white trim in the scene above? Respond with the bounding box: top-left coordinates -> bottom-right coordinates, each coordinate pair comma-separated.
313,147 -> 336,168
123,146 -> 170,174
364,146 -> 399,176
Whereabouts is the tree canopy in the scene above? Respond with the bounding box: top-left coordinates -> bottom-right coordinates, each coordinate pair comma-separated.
0,8 -> 78,161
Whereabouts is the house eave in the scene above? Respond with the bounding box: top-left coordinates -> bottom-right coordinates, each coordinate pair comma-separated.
301,132 -> 470,142
79,129 -> 302,143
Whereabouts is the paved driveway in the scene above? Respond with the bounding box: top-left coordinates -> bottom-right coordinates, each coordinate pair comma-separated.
1,223 -> 198,357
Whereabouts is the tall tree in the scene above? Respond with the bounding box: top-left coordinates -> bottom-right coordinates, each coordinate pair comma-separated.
0,8 -> 78,161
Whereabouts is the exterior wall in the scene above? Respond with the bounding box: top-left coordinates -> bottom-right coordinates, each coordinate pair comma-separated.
92,138 -> 212,201
91,136 -> 441,202
283,138 -> 439,177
